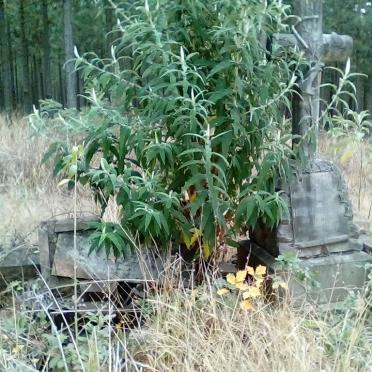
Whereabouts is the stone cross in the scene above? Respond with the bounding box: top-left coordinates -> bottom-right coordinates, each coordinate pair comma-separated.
278,0 -> 353,159
243,1 -> 372,304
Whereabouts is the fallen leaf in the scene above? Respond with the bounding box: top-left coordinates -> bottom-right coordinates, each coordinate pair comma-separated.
246,266 -> 255,276
273,281 -> 288,290
243,286 -> 261,299
255,265 -> 267,277
240,300 -> 254,311
12,344 -> 24,354
236,270 -> 247,283
255,278 -> 264,288
235,282 -> 250,291
191,288 -> 199,299
217,288 -> 230,296
226,273 -> 236,285
340,150 -> 353,164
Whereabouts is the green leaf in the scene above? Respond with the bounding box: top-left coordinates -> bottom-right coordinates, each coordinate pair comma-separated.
207,60 -> 234,78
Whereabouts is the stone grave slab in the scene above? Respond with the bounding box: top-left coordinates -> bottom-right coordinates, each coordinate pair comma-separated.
51,231 -> 162,280
242,240 -> 371,304
251,159 -> 361,259
0,245 -> 39,289
38,218 -> 164,290
291,171 -> 348,247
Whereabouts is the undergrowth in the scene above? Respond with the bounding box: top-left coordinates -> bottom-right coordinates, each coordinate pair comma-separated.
0,114 -> 97,245
0,262 -> 370,372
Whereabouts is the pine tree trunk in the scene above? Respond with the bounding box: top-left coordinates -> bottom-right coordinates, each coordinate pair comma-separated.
14,54 -> 19,108
58,61 -> 65,106
104,0 -> 114,57
364,75 -> 372,114
19,0 -> 32,113
0,0 -> 13,112
63,0 -> 77,108
7,20 -> 15,108
42,0 -> 52,99
356,73 -> 365,112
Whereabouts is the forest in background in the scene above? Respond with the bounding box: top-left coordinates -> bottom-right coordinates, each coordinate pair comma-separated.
0,0 -> 114,114
1,1 -> 372,115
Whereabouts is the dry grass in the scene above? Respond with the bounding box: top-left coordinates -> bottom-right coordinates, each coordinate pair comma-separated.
319,133 -> 372,229
125,280 -> 371,372
0,263 -> 370,372
0,115 -> 371,371
0,114 -> 97,244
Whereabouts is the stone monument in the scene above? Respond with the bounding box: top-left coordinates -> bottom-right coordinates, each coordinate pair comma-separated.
241,0 -> 372,303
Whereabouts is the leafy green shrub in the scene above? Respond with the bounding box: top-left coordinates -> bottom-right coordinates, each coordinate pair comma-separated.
39,0 -> 302,257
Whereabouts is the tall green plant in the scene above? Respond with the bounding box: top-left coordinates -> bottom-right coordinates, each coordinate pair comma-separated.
38,0 -> 302,258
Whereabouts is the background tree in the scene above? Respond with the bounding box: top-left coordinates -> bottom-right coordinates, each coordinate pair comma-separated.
63,0 -> 77,108
1,0 -> 372,115
0,0 -> 112,114
0,0 -> 12,113
42,0 -> 52,99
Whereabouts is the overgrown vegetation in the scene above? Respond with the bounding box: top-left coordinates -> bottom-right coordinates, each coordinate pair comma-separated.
32,0 -> 305,259
0,262 -> 371,371
1,1 -> 371,371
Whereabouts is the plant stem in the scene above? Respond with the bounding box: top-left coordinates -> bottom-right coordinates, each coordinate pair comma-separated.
358,146 -> 363,211
74,150 -> 78,340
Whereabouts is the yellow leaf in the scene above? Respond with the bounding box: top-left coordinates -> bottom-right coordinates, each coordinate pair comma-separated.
255,265 -> 267,277
243,286 -> 261,299
189,228 -> 201,247
273,281 -> 288,290
226,273 -> 236,285
115,323 -> 122,331
12,344 -> 24,354
58,178 -> 70,187
236,270 -> 247,283
235,282 -> 250,291
240,300 -> 254,311
217,288 -> 230,296
181,228 -> 201,249
255,278 -> 264,288
246,266 -> 255,276
191,288 -> 199,299
340,150 -> 354,164
180,230 -> 191,248
203,242 -> 212,259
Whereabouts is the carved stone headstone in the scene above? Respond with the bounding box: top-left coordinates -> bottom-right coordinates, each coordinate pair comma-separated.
243,0 -> 372,303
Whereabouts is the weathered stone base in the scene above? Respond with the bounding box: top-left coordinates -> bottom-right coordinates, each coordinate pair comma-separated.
38,218 -> 164,291
0,247 -> 39,289
239,240 -> 372,304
